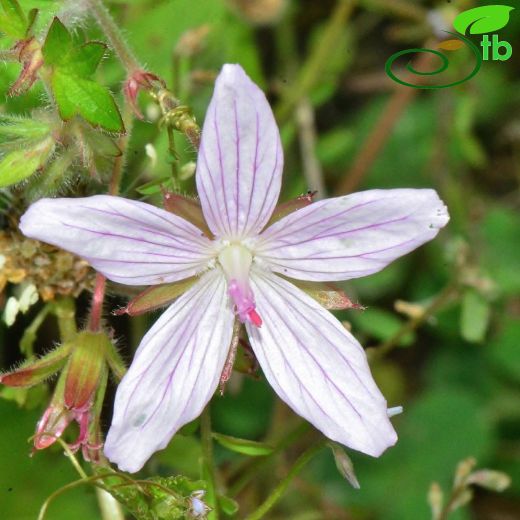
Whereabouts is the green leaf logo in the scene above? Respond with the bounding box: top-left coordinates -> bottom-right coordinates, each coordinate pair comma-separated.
454,5 -> 515,35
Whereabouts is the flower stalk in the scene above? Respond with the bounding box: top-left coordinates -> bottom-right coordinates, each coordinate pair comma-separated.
201,406 -> 219,520
86,0 -> 140,73
245,441 -> 326,520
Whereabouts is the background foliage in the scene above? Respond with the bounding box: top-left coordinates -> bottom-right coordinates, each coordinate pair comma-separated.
1,0 -> 519,519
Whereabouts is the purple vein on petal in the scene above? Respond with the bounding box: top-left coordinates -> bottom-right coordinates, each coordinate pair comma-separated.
213,101 -> 232,237
123,273 -> 222,421
244,110 -> 260,235
233,97 -> 240,233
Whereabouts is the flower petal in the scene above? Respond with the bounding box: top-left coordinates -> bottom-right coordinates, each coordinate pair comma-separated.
20,195 -> 214,285
104,269 -> 234,472
246,270 -> 397,457
196,64 -> 283,239
255,189 -> 449,281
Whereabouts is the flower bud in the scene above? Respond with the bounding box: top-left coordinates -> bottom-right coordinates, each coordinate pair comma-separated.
63,331 -> 111,410
124,70 -> 165,120
467,470 -> 511,492
0,342 -> 72,387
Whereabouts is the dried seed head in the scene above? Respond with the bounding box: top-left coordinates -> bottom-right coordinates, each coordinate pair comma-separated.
0,229 -> 94,301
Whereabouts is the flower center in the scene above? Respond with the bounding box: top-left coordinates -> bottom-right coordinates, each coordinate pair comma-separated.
218,243 -> 262,327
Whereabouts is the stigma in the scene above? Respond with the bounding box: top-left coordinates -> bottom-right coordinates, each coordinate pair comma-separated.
218,244 -> 262,327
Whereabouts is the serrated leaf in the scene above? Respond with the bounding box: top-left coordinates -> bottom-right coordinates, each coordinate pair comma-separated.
212,432 -> 274,456
67,41 -> 106,77
0,139 -> 53,187
0,0 -> 26,38
42,17 -> 72,66
51,69 -> 124,132
453,5 -> 514,35
460,289 -> 490,343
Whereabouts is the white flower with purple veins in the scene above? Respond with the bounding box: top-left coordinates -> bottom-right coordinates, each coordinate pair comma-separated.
20,64 -> 449,473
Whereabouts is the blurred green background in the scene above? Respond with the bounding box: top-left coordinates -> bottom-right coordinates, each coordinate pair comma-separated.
1,0 -> 519,518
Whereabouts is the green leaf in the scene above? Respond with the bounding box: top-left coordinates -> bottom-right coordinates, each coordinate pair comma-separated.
460,289 -> 490,343
453,5 -> 515,35
136,175 -> 176,195
0,0 -> 26,38
0,139 -> 53,187
351,308 -> 415,347
67,41 -> 106,77
42,17 -> 72,66
51,69 -> 124,132
488,320 -> 520,384
212,432 -> 274,456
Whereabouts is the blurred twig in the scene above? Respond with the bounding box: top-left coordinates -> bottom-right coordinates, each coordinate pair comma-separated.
337,42 -> 436,194
275,0 -> 355,123
358,0 -> 426,23
295,98 -> 326,197
367,281 -> 460,361
244,441 -> 326,520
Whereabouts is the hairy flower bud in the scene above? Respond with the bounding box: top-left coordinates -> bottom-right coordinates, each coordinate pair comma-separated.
63,331 -> 110,410
0,342 -> 72,387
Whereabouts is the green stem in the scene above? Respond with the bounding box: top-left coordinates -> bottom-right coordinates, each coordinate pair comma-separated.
229,421 -> 311,496
87,0 -> 140,73
244,441 -> 326,520
201,406 -> 219,520
368,282 -> 460,361
52,297 -> 77,342
275,0 -> 355,123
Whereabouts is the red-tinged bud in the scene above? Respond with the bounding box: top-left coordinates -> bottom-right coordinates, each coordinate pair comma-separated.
8,38 -> 43,96
294,280 -> 365,311
114,277 -> 197,316
33,332 -> 111,461
123,70 -> 165,120
265,191 -> 317,228
34,403 -> 74,449
0,343 -> 72,388
63,331 -> 110,410
162,190 -> 212,236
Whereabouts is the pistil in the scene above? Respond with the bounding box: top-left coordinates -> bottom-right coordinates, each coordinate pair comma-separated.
218,244 -> 262,327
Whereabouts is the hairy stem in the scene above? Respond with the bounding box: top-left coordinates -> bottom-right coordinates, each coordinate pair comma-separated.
87,0 -> 140,73
89,273 -> 106,332
244,441 -> 326,520
53,297 -> 77,342
201,405 -> 219,520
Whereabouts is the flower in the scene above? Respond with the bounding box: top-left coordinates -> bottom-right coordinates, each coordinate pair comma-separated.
20,64 -> 449,473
